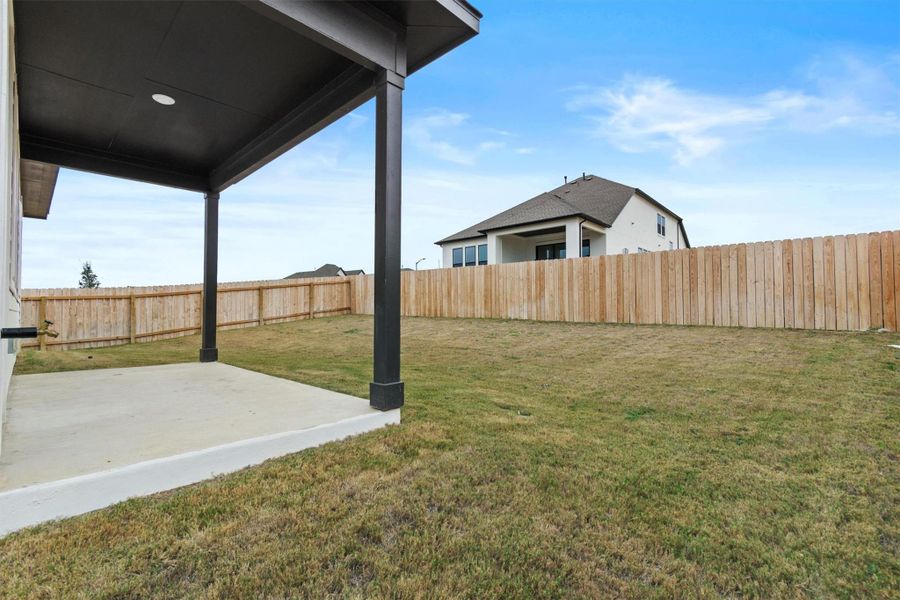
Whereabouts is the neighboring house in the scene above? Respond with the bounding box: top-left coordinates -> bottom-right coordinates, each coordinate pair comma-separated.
284,264 -> 365,279
436,174 -> 690,267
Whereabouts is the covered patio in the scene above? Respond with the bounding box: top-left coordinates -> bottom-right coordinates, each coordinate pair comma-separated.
0,362 -> 399,535
2,0 -> 481,533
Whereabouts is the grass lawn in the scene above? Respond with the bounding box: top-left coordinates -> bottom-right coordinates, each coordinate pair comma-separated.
2,316 -> 898,598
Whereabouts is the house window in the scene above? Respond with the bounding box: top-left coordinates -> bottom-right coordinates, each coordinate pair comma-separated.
452,247 -> 463,268
581,239 -> 590,257
477,244 -> 488,265
657,214 -> 666,236
464,245 -> 476,266
536,242 -> 566,260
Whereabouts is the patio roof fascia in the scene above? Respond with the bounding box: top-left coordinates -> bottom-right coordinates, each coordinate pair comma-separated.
20,135 -> 210,193
244,0 -> 407,76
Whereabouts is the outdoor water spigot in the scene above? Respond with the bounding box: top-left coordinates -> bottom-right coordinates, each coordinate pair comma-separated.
38,320 -> 59,339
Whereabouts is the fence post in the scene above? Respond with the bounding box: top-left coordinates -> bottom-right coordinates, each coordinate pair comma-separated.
309,283 -> 315,319
258,286 -> 265,326
38,297 -> 47,351
349,276 -> 355,314
129,293 -> 136,344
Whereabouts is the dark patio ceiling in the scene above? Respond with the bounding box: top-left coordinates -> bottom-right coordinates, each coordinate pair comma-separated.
13,0 -> 480,194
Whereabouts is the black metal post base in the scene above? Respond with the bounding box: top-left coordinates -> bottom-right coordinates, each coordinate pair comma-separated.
369,381 -> 404,411
199,347 -> 218,362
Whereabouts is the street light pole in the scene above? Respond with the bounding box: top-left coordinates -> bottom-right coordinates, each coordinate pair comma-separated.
415,258 -> 426,271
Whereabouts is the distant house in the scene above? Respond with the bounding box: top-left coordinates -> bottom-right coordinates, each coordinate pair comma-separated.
436,174 -> 690,267
284,264 -> 365,279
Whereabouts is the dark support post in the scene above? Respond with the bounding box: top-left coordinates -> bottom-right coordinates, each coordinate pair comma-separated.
199,191 -> 219,362
370,70 -> 404,411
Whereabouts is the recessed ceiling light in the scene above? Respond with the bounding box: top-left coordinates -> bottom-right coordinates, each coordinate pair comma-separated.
151,93 -> 175,106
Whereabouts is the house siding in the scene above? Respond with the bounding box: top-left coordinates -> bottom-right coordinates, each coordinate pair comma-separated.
441,236 -> 488,268
1,0 -> 23,455
604,194 -> 684,255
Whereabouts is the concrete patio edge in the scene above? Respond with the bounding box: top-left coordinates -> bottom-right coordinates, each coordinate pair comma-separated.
0,408 -> 400,537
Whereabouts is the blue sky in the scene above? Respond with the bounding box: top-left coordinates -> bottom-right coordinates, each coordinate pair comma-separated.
24,0 -> 900,288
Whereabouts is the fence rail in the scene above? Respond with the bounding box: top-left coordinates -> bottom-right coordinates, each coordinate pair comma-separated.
22,277 -> 352,350
21,230 -> 899,350
353,230 -> 899,332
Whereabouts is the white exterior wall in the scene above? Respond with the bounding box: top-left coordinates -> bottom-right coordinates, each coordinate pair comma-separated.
564,220 -> 581,259
487,231 -> 502,264
604,193 -> 684,255
440,236 -> 488,268
1,0 -> 23,454
582,227 -> 606,256
501,230 -> 563,262
495,234 -> 529,262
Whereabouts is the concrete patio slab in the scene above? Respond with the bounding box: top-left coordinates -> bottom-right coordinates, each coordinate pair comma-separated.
0,362 -> 399,535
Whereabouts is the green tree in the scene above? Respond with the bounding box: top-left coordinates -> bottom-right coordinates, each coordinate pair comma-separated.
78,261 -> 100,288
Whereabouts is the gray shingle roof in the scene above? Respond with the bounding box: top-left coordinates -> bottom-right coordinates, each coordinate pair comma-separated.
436,174 -> 681,244
284,264 -> 365,279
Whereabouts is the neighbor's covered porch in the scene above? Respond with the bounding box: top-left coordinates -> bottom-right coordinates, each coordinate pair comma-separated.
487,218 -> 608,265
2,0 -> 480,533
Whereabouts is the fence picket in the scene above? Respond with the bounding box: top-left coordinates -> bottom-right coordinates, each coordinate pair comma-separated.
782,240 -> 793,328
882,232 -> 896,332
869,234 -> 883,328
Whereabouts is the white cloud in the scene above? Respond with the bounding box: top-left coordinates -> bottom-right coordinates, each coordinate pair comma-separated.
344,111 -> 369,131
406,109 -> 507,165
515,147 -> 537,155
567,53 -> 900,165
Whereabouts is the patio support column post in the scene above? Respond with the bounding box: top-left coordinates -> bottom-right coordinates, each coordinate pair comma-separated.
488,232 -> 502,265
370,69 -> 404,411
200,191 -> 219,362
565,219 -> 581,259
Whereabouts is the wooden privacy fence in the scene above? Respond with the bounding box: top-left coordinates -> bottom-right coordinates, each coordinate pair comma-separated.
20,230 -> 900,350
353,230 -> 899,332
22,277 -> 352,350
